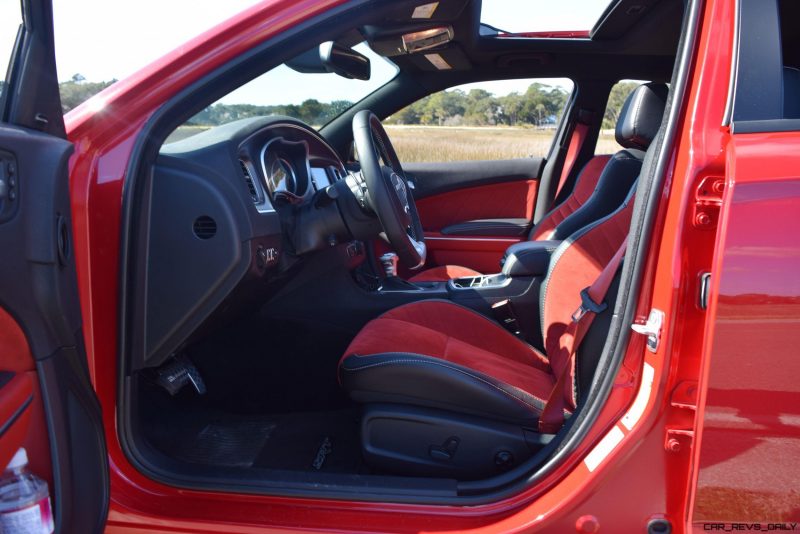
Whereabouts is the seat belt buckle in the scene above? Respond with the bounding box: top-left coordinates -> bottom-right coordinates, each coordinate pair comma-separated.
571,287 -> 608,322
491,299 -> 522,337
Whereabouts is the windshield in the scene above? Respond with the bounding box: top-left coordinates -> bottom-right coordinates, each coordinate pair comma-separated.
165,43 -> 398,144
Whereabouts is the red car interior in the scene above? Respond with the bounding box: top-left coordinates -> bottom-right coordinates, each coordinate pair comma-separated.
8,0 -> 800,530
0,308 -> 52,490
340,184 -> 637,477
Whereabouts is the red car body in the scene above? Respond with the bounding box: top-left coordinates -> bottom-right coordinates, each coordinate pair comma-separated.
0,0 -> 797,532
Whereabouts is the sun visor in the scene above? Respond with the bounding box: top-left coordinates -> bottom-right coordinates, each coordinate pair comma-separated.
591,0 -> 660,40
406,45 -> 472,71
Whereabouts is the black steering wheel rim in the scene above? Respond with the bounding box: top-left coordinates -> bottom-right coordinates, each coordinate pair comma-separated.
352,110 -> 426,269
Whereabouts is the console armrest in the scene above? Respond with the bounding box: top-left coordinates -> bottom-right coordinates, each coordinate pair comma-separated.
501,240 -> 561,277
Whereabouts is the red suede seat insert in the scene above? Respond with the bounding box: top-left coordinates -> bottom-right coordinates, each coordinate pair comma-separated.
344,301 -> 555,405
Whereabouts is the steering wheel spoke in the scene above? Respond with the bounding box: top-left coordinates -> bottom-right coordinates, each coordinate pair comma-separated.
352,110 -> 426,270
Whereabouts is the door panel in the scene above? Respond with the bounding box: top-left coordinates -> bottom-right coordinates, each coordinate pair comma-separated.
0,307 -> 54,499
406,158 -> 544,272
0,123 -> 109,533
0,0 -> 109,530
0,373 -> 34,468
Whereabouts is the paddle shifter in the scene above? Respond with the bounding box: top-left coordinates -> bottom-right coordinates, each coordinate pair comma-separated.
379,252 -> 399,278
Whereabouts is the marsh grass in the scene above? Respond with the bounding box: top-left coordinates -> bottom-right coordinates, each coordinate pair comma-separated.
386,125 -> 622,162
166,124 -> 622,161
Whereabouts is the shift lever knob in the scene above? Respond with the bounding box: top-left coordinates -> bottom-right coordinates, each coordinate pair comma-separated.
379,252 -> 399,278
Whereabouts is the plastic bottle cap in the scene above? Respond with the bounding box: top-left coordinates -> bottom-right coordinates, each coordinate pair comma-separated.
6,448 -> 28,470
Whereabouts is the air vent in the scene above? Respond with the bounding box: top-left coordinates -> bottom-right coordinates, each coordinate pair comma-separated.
193,216 -> 217,239
332,168 -> 343,181
240,160 -> 259,202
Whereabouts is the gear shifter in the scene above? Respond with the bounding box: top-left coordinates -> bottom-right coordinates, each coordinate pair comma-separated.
377,251 -> 421,291
379,252 -> 399,278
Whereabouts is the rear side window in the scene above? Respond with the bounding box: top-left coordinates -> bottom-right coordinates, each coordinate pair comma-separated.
384,78 -> 573,162
0,1 -> 23,114
596,80 -> 648,154
730,0 -> 799,131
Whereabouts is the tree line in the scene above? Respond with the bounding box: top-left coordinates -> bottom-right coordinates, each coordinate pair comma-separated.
385,83 -> 569,127
56,75 -> 638,130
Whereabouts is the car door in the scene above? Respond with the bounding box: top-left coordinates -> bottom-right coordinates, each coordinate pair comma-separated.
0,0 -> 108,532
689,0 -> 800,527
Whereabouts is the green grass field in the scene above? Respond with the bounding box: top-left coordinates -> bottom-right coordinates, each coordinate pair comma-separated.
166,124 -> 622,162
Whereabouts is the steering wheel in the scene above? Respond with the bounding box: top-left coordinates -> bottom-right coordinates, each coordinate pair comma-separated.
352,110 -> 426,270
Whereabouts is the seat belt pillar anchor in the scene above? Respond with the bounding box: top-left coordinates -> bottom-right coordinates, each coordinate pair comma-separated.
631,308 -> 665,353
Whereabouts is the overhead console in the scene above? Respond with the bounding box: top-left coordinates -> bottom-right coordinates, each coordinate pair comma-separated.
362,0 -> 473,70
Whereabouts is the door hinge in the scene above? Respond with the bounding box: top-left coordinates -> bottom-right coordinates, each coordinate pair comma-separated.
693,176 -> 725,229
631,308 -> 664,353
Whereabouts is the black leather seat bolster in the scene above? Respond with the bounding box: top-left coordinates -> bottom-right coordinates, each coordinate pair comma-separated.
550,149 -> 643,240
339,352 -> 543,424
501,240 -> 561,277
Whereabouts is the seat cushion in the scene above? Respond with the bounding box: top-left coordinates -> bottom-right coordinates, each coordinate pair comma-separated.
340,300 -> 556,423
408,265 -> 482,283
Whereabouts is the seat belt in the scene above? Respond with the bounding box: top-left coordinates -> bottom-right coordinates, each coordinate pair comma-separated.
552,110 -> 593,207
538,238 -> 627,433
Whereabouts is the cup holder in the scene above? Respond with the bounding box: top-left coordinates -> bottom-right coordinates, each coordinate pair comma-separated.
449,273 -> 508,289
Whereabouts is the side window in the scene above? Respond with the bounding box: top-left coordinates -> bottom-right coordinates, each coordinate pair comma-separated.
384,78 -> 573,163
596,79 -> 647,155
731,0 -> 798,128
0,1 -> 23,114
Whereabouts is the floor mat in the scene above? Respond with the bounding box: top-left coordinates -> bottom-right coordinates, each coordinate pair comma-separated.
253,409 -> 365,473
171,415 -> 276,468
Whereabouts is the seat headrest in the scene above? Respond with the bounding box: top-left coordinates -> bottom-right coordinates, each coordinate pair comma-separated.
615,83 -> 669,151
783,67 -> 800,119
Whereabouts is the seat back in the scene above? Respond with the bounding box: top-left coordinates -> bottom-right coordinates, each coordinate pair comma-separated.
535,82 -> 670,410
540,185 -> 637,409
529,82 -> 668,242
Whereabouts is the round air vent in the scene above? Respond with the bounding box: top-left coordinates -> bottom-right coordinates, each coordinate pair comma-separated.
193,215 -> 217,239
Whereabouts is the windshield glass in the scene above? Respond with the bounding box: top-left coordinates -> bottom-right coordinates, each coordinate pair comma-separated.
166,43 -> 398,144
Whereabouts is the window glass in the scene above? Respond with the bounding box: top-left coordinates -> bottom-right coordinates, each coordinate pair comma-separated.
596,80 -> 646,154
480,0 -> 607,34
384,78 -> 573,163
0,0 -> 23,109
165,43 -> 398,144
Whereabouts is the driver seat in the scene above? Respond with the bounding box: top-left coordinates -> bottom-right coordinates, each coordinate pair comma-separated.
339,181 -> 640,478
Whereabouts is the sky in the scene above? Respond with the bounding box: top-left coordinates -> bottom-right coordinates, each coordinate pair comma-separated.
1,0 -> 607,105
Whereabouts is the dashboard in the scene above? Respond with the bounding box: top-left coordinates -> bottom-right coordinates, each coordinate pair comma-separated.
234,121 -> 347,211
135,116 -> 350,369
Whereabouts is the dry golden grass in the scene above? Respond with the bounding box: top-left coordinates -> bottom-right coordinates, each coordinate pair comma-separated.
386,125 -> 622,162
166,124 -> 622,162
